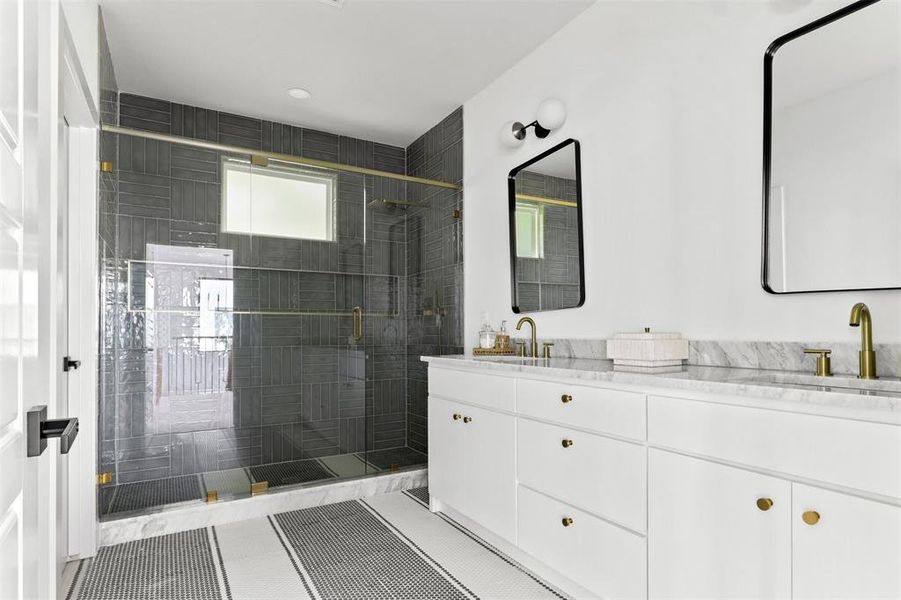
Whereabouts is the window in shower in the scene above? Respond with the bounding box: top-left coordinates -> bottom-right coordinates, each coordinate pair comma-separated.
221,158 -> 337,241
515,201 -> 544,259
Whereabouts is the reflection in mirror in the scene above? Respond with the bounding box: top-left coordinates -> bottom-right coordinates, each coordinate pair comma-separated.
508,139 -> 584,312
764,0 -> 901,293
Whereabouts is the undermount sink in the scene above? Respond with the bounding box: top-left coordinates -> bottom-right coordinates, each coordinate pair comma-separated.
730,371 -> 901,396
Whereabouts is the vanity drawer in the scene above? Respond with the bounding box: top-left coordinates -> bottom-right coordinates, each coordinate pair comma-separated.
517,485 -> 647,599
648,395 -> 901,498
516,379 -> 646,440
428,367 -> 515,412
517,418 -> 646,532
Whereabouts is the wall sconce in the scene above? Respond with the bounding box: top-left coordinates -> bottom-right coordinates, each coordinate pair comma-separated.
500,98 -> 567,147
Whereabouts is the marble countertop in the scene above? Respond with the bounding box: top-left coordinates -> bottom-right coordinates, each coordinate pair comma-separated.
421,355 -> 901,425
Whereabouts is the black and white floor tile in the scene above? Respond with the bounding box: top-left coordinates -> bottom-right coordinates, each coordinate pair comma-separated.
71,487 -> 570,600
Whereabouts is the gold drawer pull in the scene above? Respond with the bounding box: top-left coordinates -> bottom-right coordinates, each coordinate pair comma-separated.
561,517 -> 574,527
561,439 -> 574,448
463,416 -> 472,424
561,394 -> 573,404
452,413 -> 462,421
756,498 -> 774,511
802,510 -> 820,525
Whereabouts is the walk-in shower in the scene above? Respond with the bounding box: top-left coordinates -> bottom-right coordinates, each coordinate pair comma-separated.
97,92 -> 463,520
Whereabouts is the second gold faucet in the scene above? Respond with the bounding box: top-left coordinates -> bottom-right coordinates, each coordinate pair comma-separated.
849,302 -> 877,379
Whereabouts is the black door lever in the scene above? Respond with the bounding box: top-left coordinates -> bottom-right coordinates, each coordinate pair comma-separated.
63,356 -> 81,372
27,406 -> 79,456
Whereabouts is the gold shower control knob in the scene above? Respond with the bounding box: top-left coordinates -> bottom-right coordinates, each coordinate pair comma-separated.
561,394 -> 573,404
561,439 -> 574,448
756,498 -> 774,511
452,414 -> 462,421
463,416 -> 472,424
561,517 -> 574,527
802,511 -> 820,525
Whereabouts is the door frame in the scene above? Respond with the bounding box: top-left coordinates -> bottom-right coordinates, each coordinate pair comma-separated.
59,8 -> 99,562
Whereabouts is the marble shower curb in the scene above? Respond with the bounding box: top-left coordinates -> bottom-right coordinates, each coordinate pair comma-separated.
99,467 -> 428,547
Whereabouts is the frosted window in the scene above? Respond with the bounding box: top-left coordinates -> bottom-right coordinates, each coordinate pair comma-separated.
515,202 -> 544,259
222,159 -> 336,241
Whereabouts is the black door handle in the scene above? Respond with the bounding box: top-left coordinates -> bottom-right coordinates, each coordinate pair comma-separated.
26,406 -> 79,456
63,356 -> 81,372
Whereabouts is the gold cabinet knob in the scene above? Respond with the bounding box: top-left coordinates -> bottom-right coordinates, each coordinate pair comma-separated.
452,413 -> 462,421
463,416 -> 472,424
756,498 -> 774,511
561,394 -> 573,404
802,510 -> 820,525
561,517 -> 574,527
561,439 -> 574,448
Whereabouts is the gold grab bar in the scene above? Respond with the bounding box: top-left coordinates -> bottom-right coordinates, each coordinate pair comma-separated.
352,306 -> 363,341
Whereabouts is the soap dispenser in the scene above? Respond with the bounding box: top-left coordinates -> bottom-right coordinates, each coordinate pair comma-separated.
478,314 -> 496,349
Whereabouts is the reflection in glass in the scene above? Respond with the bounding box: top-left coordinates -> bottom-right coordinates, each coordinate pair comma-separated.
509,139 -> 584,312
765,0 -> 900,292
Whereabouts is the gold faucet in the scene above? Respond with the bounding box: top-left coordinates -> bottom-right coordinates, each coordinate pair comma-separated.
849,302 -> 877,379
516,316 -> 538,358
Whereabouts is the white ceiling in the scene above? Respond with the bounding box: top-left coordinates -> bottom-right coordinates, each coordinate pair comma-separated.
100,0 -> 594,147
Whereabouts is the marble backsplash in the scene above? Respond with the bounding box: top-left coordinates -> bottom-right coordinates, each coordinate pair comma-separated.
507,337 -> 901,379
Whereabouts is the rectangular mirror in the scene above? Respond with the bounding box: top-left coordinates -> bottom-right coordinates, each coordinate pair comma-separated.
508,138 -> 585,312
763,0 -> 901,293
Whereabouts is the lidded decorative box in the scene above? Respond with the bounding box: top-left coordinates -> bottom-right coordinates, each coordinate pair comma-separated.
606,330 -> 688,373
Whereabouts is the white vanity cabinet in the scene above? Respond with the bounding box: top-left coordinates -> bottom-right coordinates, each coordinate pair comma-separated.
792,484 -> 901,599
425,360 -> 901,600
648,449 -> 792,599
427,376 -> 517,543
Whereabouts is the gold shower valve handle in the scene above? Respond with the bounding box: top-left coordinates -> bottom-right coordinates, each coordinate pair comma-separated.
561,394 -> 573,404
802,510 -> 820,525
452,414 -> 462,421
756,497 -> 774,511
561,439 -> 574,448
463,416 -> 472,424
561,517 -> 574,527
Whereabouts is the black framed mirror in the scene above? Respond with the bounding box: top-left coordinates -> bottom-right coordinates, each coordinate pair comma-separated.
508,138 -> 585,313
762,0 -> 900,294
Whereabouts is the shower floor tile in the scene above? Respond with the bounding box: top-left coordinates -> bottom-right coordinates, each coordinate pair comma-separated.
357,446 -> 428,470
67,487 -> 573,600
101,474 -> 205,516
248,458 -> 337,488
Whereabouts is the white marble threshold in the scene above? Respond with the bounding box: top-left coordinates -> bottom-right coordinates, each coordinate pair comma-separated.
99,467 -> 428,547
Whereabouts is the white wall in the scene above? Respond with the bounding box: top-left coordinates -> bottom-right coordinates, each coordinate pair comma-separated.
60,0 -> 99,113
463,0 -> 901,349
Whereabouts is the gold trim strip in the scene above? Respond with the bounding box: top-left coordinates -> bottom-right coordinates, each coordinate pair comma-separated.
515,193 -> 577,208
101,124 -> 462,190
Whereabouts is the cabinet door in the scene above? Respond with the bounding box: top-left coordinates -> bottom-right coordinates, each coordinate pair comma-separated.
648,450 -> 791,599
461,403 -> 517,543
793,484 -> 901,599
427,396 -> 466,511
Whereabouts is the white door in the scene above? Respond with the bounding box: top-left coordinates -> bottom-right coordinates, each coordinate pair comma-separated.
793,483 -> 901,599
427,396 -> 466,511
648,449 -> 791,599
460,403 -> 516,543
0,0 -> 45,597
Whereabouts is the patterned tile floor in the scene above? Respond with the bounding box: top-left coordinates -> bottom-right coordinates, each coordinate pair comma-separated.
68,487 -> 571,600
100,447 -> 426,517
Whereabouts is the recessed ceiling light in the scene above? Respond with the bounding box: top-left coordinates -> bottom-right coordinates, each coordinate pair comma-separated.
287,88 -> 312,100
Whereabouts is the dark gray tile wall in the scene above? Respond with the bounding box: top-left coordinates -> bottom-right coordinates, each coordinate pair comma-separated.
101,92 -> 417,483
404,108 -> 464,453
514,172 -> 580,311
